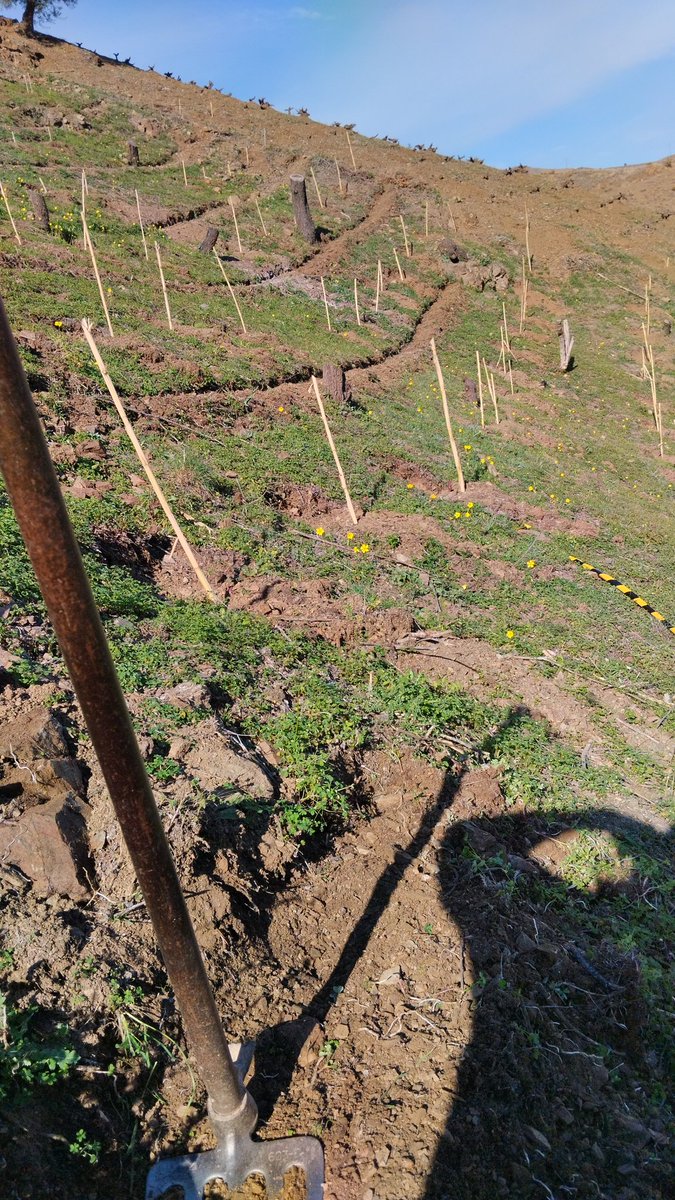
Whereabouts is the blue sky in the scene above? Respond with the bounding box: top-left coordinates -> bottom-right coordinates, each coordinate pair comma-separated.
12,0 -> 675,168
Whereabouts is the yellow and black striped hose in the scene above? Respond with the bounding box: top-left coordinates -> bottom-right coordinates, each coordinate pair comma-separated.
569,557 -> 675,636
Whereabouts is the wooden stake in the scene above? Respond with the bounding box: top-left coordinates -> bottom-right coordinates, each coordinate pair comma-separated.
375,261 -> 381,313
262,127 -> 267,148
311,375 -> 358,523
154,240 -> 173,331
83,217 -> 113,336
399,213 -> 411,257
245,145 -> 250,167
181,158 -> 188,188
229,195 -> 243,255
81,319 -> 214,600
525,204 -> 532,273
645,280 -> 651,339
209,99 -> 214,118
424,199 -> 429,239
11,132 -> 16,145
448,203 -> 457,233
135,189 -> 148,260
502,301 -> 511,356
392,244 -> 404,281
346,129 -> 356,169
335,158 -> 343,194
508,358 -> 514,396
310,165 -> 325,209
430,338 -> 465,492
38,176 -> 47,194
476,349 -> 485,428
482,358 -> 500,424
255,196 -> 268,237
321,276 -> 332,331
81,170 -> 87,248
0,181 -> 22,246
213,249 -> 247,333
354,277 -> 361,326
519,255 -> 528,333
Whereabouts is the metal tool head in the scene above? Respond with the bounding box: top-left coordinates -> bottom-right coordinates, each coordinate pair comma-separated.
146,1043 -> 325,1200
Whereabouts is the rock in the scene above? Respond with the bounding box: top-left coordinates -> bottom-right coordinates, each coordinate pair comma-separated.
158,681 -> 210,710
184,732 -> 275,801
334,1023 -> 350,1039
0,708 -> 69,762
130,112 -> 162,137
439,237 -> 468,262
0,794 -> 91,900
525,1126 -> 551,1153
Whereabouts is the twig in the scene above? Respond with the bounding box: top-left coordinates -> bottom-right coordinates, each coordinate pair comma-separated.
0,181 -> 21,245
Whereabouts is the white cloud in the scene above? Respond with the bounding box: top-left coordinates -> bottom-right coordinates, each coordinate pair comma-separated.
288,6 -> 326,18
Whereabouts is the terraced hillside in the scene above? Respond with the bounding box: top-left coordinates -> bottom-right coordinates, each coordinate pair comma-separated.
0,18 -> 673,1200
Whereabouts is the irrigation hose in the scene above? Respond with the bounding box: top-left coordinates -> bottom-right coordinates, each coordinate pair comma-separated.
569,556 -> 675,637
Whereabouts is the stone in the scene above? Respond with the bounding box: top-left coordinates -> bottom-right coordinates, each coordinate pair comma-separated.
0,794 -> 91,900
184,732 -> 275,801
439,237 -> 468,262
0,708 -> 69,762
158,681 -> 210,710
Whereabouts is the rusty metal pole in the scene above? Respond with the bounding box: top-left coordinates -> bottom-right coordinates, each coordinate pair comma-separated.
0,296 -> 246,1123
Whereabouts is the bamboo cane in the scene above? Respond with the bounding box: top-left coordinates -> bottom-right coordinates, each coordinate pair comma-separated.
519,255 -> 528,332
448,203 -> 457,233
213,249 -> 247,334
81,170 -> 87,248
310,165 -> 325,209
229,196 -> 243,255
311,375 -> 358,523
392,245 -> 404,281
476,349 -> 485,428
424,200 -> 429,239
209,99 -> 214,118
335,158 -> 343,194
346,130 -> 356,169
502,302 -> 511,356
483,358 -> 500,424
245,145 -> 250,167
525,204 -> 532,273
430,338 -> 465,492
399,213 -> 411,257
375,261 -> 381,313
38,177 -> 47,194
154,241 -> 173,331
83,218 -> 113,336
645,281 -> 651,339
321,276 -> 332,331
354,277 -> 361,326
0,182 -> 22,246
255,196 -> 268,237
81,319 -> 214,600
135,189 -> 148,260
181,158 -> 188,188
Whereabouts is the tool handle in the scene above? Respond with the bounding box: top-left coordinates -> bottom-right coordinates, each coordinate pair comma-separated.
0,298 -> 244,1121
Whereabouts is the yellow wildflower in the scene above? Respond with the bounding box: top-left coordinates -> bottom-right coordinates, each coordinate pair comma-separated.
347,531 -> 355,540
316,527 -> 325,537
360,544 -> 370,554
506,630 -> 515,639
527,560 -> 536,569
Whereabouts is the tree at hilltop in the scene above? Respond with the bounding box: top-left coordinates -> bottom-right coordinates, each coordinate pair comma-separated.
0,1 -> 78,36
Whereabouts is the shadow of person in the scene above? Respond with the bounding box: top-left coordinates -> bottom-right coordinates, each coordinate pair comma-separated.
424,806 -> 672,1200
249,705 -> 672,1200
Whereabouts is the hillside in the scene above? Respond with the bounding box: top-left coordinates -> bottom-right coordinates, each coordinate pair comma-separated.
0,18 -> 673,1200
